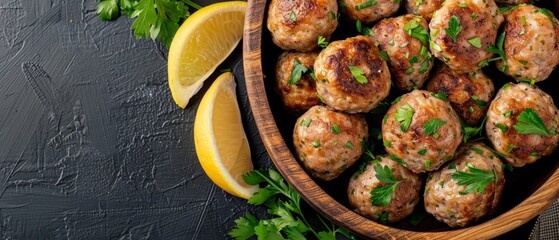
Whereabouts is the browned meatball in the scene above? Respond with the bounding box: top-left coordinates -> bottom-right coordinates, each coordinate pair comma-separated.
267,0 -> 338,52
275,51 -> 321,113
382,90 -> 463,173
485,83 -> 559,167
314,36 -> 391,113
404,0 -> 444,21
496,5 -> 559,82
494,0 -> 531,5
293,105 -> 369,181
339,0 -> 400,24
429,0 -> 504,72
373,14 -> 435,91
348,156 -> 422,223
424,142 -> 505,228
426,65 -> 494,126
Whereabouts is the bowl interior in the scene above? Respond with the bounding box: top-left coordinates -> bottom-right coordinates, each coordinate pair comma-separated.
248,0 -> 559,238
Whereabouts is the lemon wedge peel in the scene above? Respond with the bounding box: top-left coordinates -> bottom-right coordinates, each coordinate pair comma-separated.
168,1 -> 247,108
194,72 -> 257,200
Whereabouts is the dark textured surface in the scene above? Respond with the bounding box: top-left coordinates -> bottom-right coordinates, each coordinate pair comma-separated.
0,0 -> 273,239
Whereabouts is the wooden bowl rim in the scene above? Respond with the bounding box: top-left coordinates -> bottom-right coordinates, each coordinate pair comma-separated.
242,0 -> 559,238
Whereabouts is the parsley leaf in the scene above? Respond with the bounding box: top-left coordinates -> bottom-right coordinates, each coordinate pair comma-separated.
355,0 -> 377,10
463,116 -> 487,142
445,15 -> 462,42
403,18 -> 429,44
451,163 -> 497,194
471,95 -> 487,108
478,32 -> 508,71
370,164 -> 404,207
356,20 -> 375,36
374,50 -> 390,61
467,36 -> 482,48
348,66 -> 368,84
318,36 -> 329,48
96,0 -> 120,21
424,118 -> 446,138
289,60 -> 309,85
513,108 -> 550,137
395,104 -> 415,132
230,169 -> 355,239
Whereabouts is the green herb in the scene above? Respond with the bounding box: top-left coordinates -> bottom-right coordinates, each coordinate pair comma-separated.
312,141 -> 321,148
448,162 -> 456,170
502,163 -> 513,172
451,163 -> 497,194
513,108 -> 550,137
329,11 -> 336,20
424,118 -> 446,138
376,211 -> 389,224
425,160 -> 431,167
419,60 -> 430,74
395,104 -> 415,132
331,124 -> 341,134
418,149 -> 428,155
375,50 -> 390,61
402,18 -> 429,43
439,181 -> 445,187
471,147 -> 483,155
406,68 -> 414,75
535,8 -> 558,26
370,101 -> 390,115
420,45 -> 427,57
96,0 -> 202,47
519,60 -> 528,65
478,32 -> 508,71
383,139 -> 392,148
230,169 -> 355,239
356,0 -> 377,10
300,119 -> 312,127
467,37 -> 482,48
503,110 -> 513,117
463,116 -> 487,142
521,16 -> 526,26
430,92 -> 448,101
339,165 -> 347,170
289,60 -> 309,84
471,13 -> 477,20
370,164 -> 404,207
445,15 -> 462,42
348,66 -> 368,84
458,3 -> 468,8
403,19 -> 420,31
495,123 -> 508,133
499,5 -> 520,13
530,152 -> 538,157
389,154 -> 407,167
289,11 -> 296,22
471,96 -> 487,108
468,106 -> 474,113
407,209 -> 427,226
409,56 -> 419,64
508,144 -> 514,152
318,36 -> 328,48
345,141 -> 354,150
430,40 -> 442,52
356,20 -> 375,36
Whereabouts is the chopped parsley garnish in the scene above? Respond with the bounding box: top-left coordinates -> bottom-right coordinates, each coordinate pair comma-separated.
508,144 -> 514,152
519,60 -> 528,65
348,66 -> 368,84
288,59 -> 309,84
370,164 -> 404,207
300,119 -> 312,127
445,15 -> 462,42
463,116 -> 487,142
356,20 -> 375,36
376,211 -> 389,224
375,50 -> 390,61
418,149 -> 428,155
345,141 -> 354,150
495,123 -> 508,133
467,37 -> 482,48
431,92 -> 448,101
289,11 -> 296,22
331,124 -> 341,134
395,104 -> 415,132
425,160 -> 431,167
503,110 -> 513,117
458,3 -> 468,8
424,118 -> 446,138
499,5 -> 520,13
389,154 -> 407,167
403,19 -> 429,44
451,163 -> 497,194
478,32 -> 508,71
312,141 -> 321,148
513,108 -> 551,137
356,0 -> 377,10
419,60 -> 430,74
471,147 -> 483,155
383,139 -> 392,148
318,36 -> 328,48
471,96 -> 487,108
471,13 -> 477,20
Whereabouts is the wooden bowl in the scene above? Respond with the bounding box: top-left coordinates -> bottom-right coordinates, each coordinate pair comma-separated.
243,1 -> 559,239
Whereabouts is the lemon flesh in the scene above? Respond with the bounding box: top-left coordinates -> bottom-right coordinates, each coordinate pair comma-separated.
194,72 -> 257,199
168,1 -> 247,108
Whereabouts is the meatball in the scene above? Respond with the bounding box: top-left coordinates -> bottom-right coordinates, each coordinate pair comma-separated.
496,5 -> 559,82
426,65 -> 494,126
293,105 -> 369,181
494,0 -> 531,6
275,51 -> 321,113
267,0 -> 338,52
424,142 -> 505,228
382,90 -> 463,173
348,156 -> 422,223
314,36 -> 391,113
429,0 -> 504,72
404,0 -> 444,21
485,83 -> 559,167
373,14 -> 435,91
339,0 -> 400,24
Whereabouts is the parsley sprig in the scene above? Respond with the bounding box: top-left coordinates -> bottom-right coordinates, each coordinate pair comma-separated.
451,163 -> 498,194
370,164 -> 405,207
463,116 -> 487,142
445,15 -> 462,42
229,169 -> 355,240
403,19 -> 429,44
513,108 -> 552,137
289,60 -> 309,85
395,104 -> 415,132
478,31 -> 508,71
96,0 -> 202,47
423,118 -> 446,139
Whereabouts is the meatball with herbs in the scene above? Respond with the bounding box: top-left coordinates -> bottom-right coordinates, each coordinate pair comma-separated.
372,14 -> 435,91
426,65 -> 494,126
348,156 -> 422,223
339,0 -> 400,24
314,35 -> 392,113
382,90 -> 463,173
293,105 -> 369,181
485,83 -> 559,167
494,0 -> 532,6
275,51 -> 321,113
424,141 -> 505,228
267,0 -> 338,52
404,0 -> 444,21
429,0 -> 504,72
496,5 -> 559,82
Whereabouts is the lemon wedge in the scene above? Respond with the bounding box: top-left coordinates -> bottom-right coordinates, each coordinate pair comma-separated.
194,72 -> 257,199
168,1 -> 247,108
